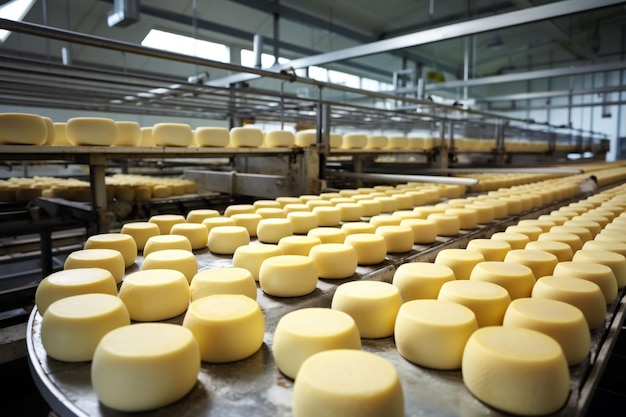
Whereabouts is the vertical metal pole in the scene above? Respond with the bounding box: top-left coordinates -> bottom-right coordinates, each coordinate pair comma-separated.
253,34 -> 263,68
89,154 -> 109,234
273,1 -> 280,65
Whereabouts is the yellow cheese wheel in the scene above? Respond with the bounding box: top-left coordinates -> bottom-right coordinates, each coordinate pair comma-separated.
0,113 -> 47,145
502,298 -> 590,365
549,225 -> 593,244
287,211 -> 318,234
142,249 -> 198,283
202,216 -> 236,234
427,213 -> 461,236
308,243 -> 357,279
232,243 -> 282,281
256,218 -> 293,243
438,280 -> 511,327
119,269 -> 189,321
254,199 -> 282,209
366,135 -> 389,149
392,262 -> 454,301
572,249 -> 626,288
258,255 -> 318,297
276,196 -> 303,207
256,207 -> 286,219
224,204 -> 255,216
524,239 -> 573,262
294,129 -> 317,147
148,214 -> 186,235
341,221 -> 377,236
194,127 -> 229,147
357,199 -> 383,216
64,249 -> 125,284
490,232 -> 529,250
444,208 -> 478,229
306,227 -> 346,244
189,267 -> 257,301
120,222 -> 160,251
265,130 -> 294,147
594,230 -> 626,243
434,249 -> 485,280
292,349 -> 404,417
91,323 -> 200,412
532,275 -> 606,329
182,294 -> 264,363
277,235 -> 321,256
284,203 -> 311,213
399,218 -> 437,244
35,267 -> 118,315
113,121 -> 140,146
52,122 -> 70,145
373,196 -> 398,213
207,225 -> 250,255
466,238 -> 511,261
230,127 -> 263,147
273,308 -> 361,379
470,261 -> 535,300
41,293 -> 130,362
342,133 -> 367,149
143,234 -> 192,257
464,203 -> 495,224
462,326 -> 569,416
139,126 -> 154,146
563,219 -> 602,237
503,249 -> 558,279
185,208 -> 220,223
375,225 -> 414,253
582,239 -> 626,257
343,233 -> 387,265
391,210 -> 421,221
169,223 -> 208,250
152,123 -> 193,147
474,199 -> 508,219
335,202 -> 363,222
230,213 -> 262,237
395,299 -> 477,369
65,117 -> 117,146
312,206 -> 342,226
504,225 -> 543,242
552,261 -> 618,304
516,219 -> 556,233
387,136 -> 408,149
369,214 -> 402,228
331,281 -> 402,338
329,133 -> 343,148
390,193 -> 413,210
537,214 -> 569,226
537,231 -> 583,253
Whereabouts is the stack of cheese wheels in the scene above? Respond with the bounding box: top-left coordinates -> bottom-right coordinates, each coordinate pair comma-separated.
142,249 -> 198,283
152,123 -> 193,147
118,269 -> 190,321
259,254 -> 318,297
462,326 -> 569,416
64,249 -> 125,285
392,262 -> 455,301
66,117 -> 117,146
189,267 -> 257,301
41,293 -> 130,362
395,299 -> 478,369
331,281 -> 402,339
84,233 -> 137,268
182,294 -> 264,362
272,308 -> 361,379
230,127 -> 263,147
170,223 -> 209,250
232,243 -> 282,281
113,121 -> 140,146
0,113 -> 48,145
194,127 -> 229,147
143,235 -> 192,256
293,349 -> 404,417
91,323 -> 200,412
438,280 -> 511,327
308,243 -> 357,279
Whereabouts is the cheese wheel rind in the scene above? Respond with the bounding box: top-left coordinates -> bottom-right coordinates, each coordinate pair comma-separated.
64,249 -> 125,284
258,255 -> 318,297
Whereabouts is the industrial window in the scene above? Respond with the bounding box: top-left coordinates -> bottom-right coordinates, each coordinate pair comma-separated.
240,49 -> 289,68
0,0 -> 37,43
141,29 -> 230,62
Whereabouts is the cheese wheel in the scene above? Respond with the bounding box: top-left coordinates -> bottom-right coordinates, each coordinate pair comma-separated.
152,184 -> 171,198
277,235 -> 321,256
52,122 -> 70,145
182,294 -> 264,363
120,222 -> 160,251
503,249 -> 558,279
189,267 -> 257,301
438,280 -> 511,327
434,249 -> 485,280
254,199 -> 282,209
331,281 -> 402,338
524,240 -> 573,262
335,202 -> 363,222
119,269 -> 189,321
64,249 -> 125,284
390,194 -> 413,210
537,231 -> 583,253
276,196 -> 303,207
231,213 -> 262,237
532,275 -> 606,329
444,208 -> 478,229
256,218 -> 293,243
375,225 -> 414,253
470,261 -> 535,300
344,233 -> 387,265
502,298 -> 590,365
148,214 -> 186,235
537,214 -> 569,226
222,204 -> 254,217
294,129 -> 317,147
308,243 -> 357,279
312,206 -> 342,227
287,211 -> 318,234
465,239 -> 511,261
232,243 -> 282,281
113,121 -> 140,146
594,230 -> 626,243
194,127 -> 229,147
462,326 -> 569,416
392,262 -> 455,301
572,249 -> 626,288
41,294 -> 130,362
293,349 -> 404,417
563,219 -> 602,237
202,216 -> 237,234
230,127 -> 263,147
405,190 -> 427,206
65,117 -> 117,146
0,113 -> 47,145
186,209 -> 220,223
427,213 -> 461,236
387,136 -> 408,149
273,308 -> 361,379
139,126 -> 154,146
143,234 -> 192,257
307,227 -> 346,244
91,323 -> 200,412
504,225 -> 543,242
517,219 -> 556,233
603,222 -> 626,233
342,133 -> 367,149
284,203 -> 311,214
357,199 -> 383,216
265,130 -> 294,147
373,196 -> 398,213
169,223 -> 208,250
552,261 -> 617,304
256,207 -> 286,219
464,203 -> 494,224
391,210 -> 421,221
207,225 -> 250,255
329,133 -> 343,148
474,199 -> 508,219
369,214 -> 402,228
258,255 -> 318,297
341,221 -> 376,235
40,116 -> 55,145
366,135 -> 389,149
582,239 -> 626,257
400,219 -> 437,245
550,225 -> 593,244
84,233 -> 137,268
152,123 -> 192,147
142,249 -> 198,283
499,196 -> 523,215
395,299 -> 477,369
490,232 -> 529,250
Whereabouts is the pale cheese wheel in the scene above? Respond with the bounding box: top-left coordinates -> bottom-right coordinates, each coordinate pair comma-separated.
373,196 -> 398,213
400,218 -> 437,244
312,206 -> 342,226
149,214 -> 186,235
392,262 -> 455,301
287,211 -> 318,234
464,203 -> 495,224
342,133 -> 367,149
583,239 -> 626,257
517,219 -> 556,233
41,117 -> 55,145
307,227 -> 346,244
537,231 -> 583,253
142,249 -> 198,283
335,202 -> 363,222
444,208 -> 478,229
462,326 -> 569,416
232,243 -> 282,281
331,281 -> 402,338
256,218 -> 293,243
194,127 -> 229,147
390,194 -> 413,210
387,136 -> 408,149
255,199 -> 282,209
466,239 -> 511,261
265,130 -> 295,147
294,129 -> 317,147
504,225 -> 543,242
231,213 -> 262,237
113,121 -> 140,146
369,214 -> 402,228
308,243 -> 357,279
549,225 -> 593,244
474,199 -> 508,219
293,349 -> 404,417
207,225 -> 250,255
524,240 -> 573,262
258,255 -> 318,297
537,214 -> 569,226
91,323 -> 200,412
341,221 -> 376,236
190,267 -> 257,301
503,249 -> 558,279
66,117 -> 117,146
438,280 -> 511,327
64,249 -> 125,284
186,209 -> 219,223
182,294 -> 264,363
121,222 -> 160,251
169,223 -> 208,250
552,261 -> 618,304
594,230 -> 626,243
273,308 -> 361,379
83,233 -> 137,268
284,203 -> 311,214
329,132 -> 343,148
395,299 -> 477,369
152,184 -> 171,198
434,249 -> 485,280
532,275 -> 606,329
563,219 -> 602,237
428,213 -> 461,236
41,293 -> 130,362
276,196 -> 303,207
375,225 -> 414,253
143,234 -> 192,257
391,210 -> 421,221
470,261 -> 535,300
230,127 -> 263,147
502,298 -> 590,365
52,122 -> 70,145
277,235 -> 321,256
139,126 -> 154,146
344,233 -> 387,265
256,207 -> 286,219
119,269 -> 189,321
152,123 -> 193,147
572,249 -> 626,288
202,216 -> 236,234
224,204 -> 255,216
499,196 -> 523,215
366,135 -> 389,149
357,199 -> 383,216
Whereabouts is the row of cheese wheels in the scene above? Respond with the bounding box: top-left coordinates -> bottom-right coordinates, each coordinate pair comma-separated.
34,175 -> 626,415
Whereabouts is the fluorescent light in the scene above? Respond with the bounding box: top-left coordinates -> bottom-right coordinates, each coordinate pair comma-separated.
141,29 -> 229,62
0,0 -> 36,43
